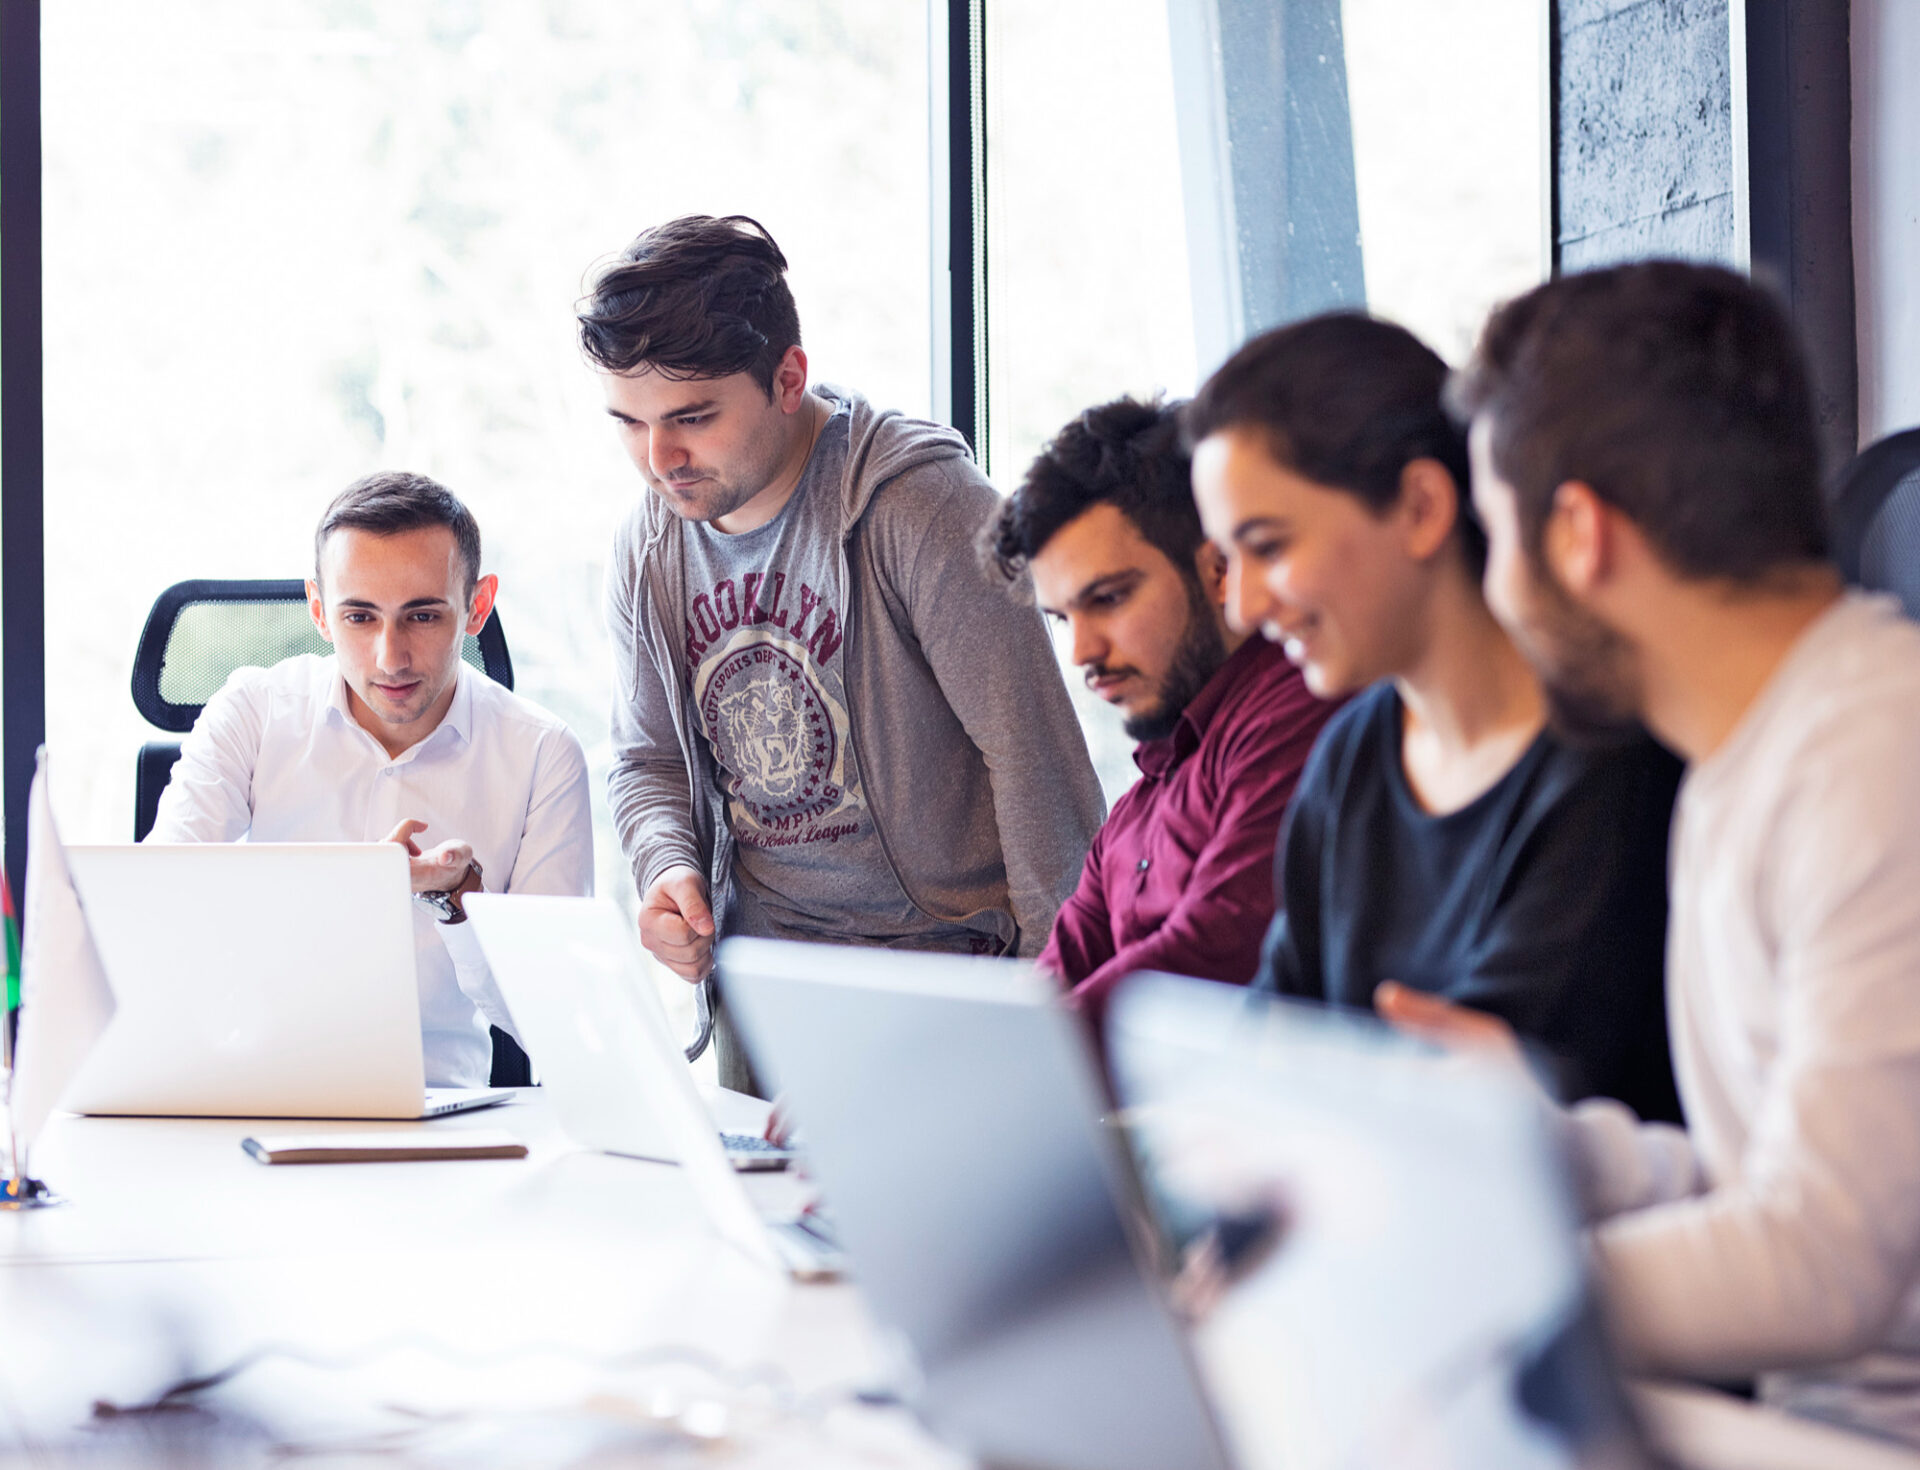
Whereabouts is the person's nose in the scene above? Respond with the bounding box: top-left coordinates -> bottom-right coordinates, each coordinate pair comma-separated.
374,622 -> 407,674
1224,555 -> 1274,635
1068,614 -> 1108,670
648,425 -> 688,479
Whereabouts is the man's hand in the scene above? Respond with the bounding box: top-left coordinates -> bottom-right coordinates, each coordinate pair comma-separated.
1373,980 -> 1524,1065
639,864 -> 715,981
384,818 -> 477,895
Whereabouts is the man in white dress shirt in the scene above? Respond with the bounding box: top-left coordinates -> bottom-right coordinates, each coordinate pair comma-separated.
1378,260 -> 1920,1445
147,472 -> 594,1087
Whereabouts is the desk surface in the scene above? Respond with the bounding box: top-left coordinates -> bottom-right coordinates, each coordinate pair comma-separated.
0,1092 -> 961,1467
2,1094 -> 1914,1469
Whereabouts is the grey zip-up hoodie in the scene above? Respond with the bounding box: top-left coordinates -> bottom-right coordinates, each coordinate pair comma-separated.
606,384 -> 1104,956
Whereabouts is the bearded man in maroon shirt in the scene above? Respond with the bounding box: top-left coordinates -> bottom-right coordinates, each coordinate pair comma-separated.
984,397 -> 1340,1016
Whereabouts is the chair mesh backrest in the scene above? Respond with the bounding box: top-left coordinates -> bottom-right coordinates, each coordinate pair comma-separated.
1857,467 -> 1920,622
133,579 -> 508,733
155,600 -> 492,707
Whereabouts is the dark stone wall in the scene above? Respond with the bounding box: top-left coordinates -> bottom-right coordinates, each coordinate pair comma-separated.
1557,0 -> 1737,271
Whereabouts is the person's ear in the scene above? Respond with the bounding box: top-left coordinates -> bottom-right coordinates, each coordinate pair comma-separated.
306,578 -> 333,644
465,574 -> 499,635
1397,457 -> 1463,563
1192,541 -> 1230,609
772,345 -> 811,414
1545,481 -> 1608,595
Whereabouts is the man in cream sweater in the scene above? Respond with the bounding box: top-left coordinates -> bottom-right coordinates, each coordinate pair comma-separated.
1384,259 -> 1920,1446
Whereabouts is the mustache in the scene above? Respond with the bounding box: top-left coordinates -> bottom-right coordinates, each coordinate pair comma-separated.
1084,663 -> 1139,685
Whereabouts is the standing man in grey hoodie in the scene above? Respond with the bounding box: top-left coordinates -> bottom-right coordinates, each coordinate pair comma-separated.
578,215 -> 1105,1091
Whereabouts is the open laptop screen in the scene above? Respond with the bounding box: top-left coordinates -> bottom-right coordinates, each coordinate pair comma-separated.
1107,972 -> 1650,1470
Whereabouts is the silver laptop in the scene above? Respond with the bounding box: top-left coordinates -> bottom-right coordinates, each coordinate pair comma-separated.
461,895 -> 834,1280
61,844 -> 509,1120
1106,972 -> 1651,1470
717,935 -> 1235,1470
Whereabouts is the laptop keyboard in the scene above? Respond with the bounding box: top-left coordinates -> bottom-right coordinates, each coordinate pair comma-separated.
720,1131 -> 797,1171
720,1131 -> 785,1154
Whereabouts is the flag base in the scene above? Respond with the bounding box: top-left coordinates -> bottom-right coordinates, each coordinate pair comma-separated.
0,1176 -> 61,1210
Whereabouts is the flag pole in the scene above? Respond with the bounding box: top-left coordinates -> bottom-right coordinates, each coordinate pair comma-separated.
2,867 -> 18,1190
1,755 -> 59,1207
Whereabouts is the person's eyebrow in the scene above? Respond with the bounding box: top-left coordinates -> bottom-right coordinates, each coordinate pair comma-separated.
1066,568 -> 1145,610
605,396 -> 720,423
333,596 -> 452,611
1231,515 -> 1286,543
664,397 -> 720,419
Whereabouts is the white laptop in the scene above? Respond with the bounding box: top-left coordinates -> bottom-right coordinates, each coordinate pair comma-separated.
61,844 -> 509,1120
1106,972 -> 1651,1470
717,936 -> 1235,1470
461,894 -> 834,1280
716,939 -> 1654,1470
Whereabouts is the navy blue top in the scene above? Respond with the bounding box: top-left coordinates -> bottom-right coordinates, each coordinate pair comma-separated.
1257,682 -> 1683,1122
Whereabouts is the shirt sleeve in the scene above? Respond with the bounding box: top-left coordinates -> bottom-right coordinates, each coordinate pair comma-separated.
1069,695 -> 1327,1011
144,669 -> 267,843
870,458 -> 1105,955
1561,1096 -> 1705,1220
1591,720 -> 1920,1380
604,518 -> 704,896
436,723 -> 596,1045
1037,822 -> 1116,986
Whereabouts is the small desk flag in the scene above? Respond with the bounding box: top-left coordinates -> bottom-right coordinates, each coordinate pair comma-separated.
7,751 -> 116,1180
1,868 -> 19,1016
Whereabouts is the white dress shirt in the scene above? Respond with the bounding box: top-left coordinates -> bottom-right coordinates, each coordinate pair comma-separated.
1567,594 -> 1920,1444
147,654 -> 594,1088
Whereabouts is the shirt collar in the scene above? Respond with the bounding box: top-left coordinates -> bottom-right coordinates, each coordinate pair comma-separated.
1132,634 -> 1284,780
435,663 -> 476,747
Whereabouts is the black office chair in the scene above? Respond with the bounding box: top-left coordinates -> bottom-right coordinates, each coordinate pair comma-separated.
1829,427 -> 1920,614
129,578 -> 534,1087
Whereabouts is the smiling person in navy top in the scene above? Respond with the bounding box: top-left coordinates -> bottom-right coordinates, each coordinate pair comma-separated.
1185,314 -> 1682,1121
984,396 -> 1339,1018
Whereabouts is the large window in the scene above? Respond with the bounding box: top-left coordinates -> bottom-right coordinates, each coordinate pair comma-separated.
34,0 -> 1544,920
984,0 -> 1198,798
1343,0 -> 1548,362
985,0 -> 1545,800
41,0 -> 930,893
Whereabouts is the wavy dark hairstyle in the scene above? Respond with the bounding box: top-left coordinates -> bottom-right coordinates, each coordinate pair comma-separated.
1450,259 -> 1826,580
315,471 -> 481,594
1183,312 -> 1482,574
985,396 -> 1203,587
576,215 -> 801,396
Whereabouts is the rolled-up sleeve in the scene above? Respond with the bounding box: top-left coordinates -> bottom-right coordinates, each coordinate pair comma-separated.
1593,731 -> 1920,1378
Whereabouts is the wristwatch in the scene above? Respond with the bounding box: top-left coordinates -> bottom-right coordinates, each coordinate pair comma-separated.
417,857 -> 484,924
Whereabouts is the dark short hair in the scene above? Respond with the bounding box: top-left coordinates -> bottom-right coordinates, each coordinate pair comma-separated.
575,215 -> 802,396
314,471 -> 482,595
1183,312 -> 1482,573
985,397 -> 1203,586
1450,259 -> 1825,580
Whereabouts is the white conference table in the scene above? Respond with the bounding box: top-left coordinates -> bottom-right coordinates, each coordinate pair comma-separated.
1,1092 -> 1915,1470
0,1090 -> 962,1468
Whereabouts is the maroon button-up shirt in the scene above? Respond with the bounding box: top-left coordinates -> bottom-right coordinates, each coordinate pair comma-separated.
1039,635 -> 1339,1012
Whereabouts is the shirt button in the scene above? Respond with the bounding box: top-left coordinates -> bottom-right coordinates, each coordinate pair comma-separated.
1136,858 -> 1151,873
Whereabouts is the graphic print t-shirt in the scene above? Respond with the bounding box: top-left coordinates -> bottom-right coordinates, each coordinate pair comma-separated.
679,404 -> 973,948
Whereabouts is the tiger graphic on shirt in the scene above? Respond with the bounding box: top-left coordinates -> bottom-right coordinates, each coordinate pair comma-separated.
689,581 -> 864,851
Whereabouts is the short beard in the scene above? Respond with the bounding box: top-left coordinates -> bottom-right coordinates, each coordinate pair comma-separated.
1515,565 -> 1642,750
1122,580 -> 1231,742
